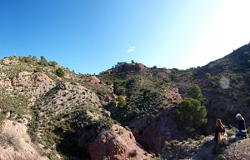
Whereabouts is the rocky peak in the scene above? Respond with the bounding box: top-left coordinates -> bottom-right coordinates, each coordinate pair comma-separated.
111,62 -> 146,73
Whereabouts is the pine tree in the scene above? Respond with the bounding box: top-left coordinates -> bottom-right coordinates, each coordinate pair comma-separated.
187,84 -> 206,103
173,84 -> 207,130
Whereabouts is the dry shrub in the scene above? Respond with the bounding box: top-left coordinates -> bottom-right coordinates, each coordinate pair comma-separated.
0,131 -> 21,150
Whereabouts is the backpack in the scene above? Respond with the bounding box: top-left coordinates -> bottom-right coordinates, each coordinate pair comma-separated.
218,132 -> 229,145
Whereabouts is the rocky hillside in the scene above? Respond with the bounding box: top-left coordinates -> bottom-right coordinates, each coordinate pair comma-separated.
0,56 -> 152,160
0,120 -> 48,160
187,43 -> 250,134
160,127 -> 250,160
0,43 -> 250,160
97,43 -> 250,157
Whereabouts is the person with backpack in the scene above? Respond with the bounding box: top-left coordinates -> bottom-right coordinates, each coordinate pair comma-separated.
235,113 -> 247,138
210,119 -> 225,143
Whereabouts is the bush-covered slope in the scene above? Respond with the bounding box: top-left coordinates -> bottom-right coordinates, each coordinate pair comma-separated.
0,56 -> 120,159
1,42 -> 250,159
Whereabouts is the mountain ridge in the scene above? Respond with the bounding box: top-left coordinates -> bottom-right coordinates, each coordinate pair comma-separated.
0,42 -> 250,159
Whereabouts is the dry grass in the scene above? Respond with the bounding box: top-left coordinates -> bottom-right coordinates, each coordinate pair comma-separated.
0,130 -> 21,150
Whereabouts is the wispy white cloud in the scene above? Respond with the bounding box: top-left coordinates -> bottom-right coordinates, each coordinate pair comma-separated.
127,46 -> 135,53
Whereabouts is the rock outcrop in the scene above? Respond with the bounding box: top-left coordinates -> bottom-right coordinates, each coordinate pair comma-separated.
0,120 -> 48,160
152,68 -> 171,79
80,74 -> 101,85
88,124 -> 151,160
134,111 -> 188,154
112,63 -> 146,73
0,71 -> 56,106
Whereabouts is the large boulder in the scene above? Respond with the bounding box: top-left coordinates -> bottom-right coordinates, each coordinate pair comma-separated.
88,124 -> 151,160
0,120 -> 48,160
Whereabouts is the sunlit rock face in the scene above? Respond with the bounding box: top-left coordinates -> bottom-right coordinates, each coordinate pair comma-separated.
0,120 -> 48,160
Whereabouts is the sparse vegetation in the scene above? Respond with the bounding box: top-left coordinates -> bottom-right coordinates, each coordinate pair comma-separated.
1,48 -> 250,160
0,89 -> 29,121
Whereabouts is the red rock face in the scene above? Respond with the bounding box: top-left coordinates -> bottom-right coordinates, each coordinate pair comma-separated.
0,72 -> 54,88
33,72 -> 54,85
152,68 -> 172,79
113,63 -> 146,73
88,125 -> 151,160
0,72 -> 55,98
128,88 -> 185,154
134,111 -> 188,154
80,74 -> 101,85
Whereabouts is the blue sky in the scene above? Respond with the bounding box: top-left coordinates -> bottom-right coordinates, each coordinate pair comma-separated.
1,0 -> 250,74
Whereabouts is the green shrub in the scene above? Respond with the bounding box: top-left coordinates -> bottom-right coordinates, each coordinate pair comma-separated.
19,56 -> 31,63
47,150 -> 58,160
46,72 -> 57,80
124,126 -> 131,131
169,139 -> 179,145
247,127 -> 250,134
205,72 -> 211,78
216,89 -> 225,95
55,68 -> 64,77
227,130 -> 235,136
0,113 -> 6,129
217,154 -> 226,160
32,56 -> 37,60
210,81 -> 219,87
117,95 -> 126,108
193,134 -> 205,140
34,66 -> 42,72
40,56 -> 48,65
49,61 -> 57,67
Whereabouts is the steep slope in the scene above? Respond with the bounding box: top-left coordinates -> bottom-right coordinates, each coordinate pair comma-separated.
185,43 -> 250,134
97,63 -> 190,154
0,120 -> 48,160
96,44 -> 250,156
31,81 -> 114,158
0,56 -> 151,159
1,42 -> 250,159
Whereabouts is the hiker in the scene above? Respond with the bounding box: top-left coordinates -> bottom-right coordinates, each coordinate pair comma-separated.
210,119 -> 225,143
235,113 -> 247,138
